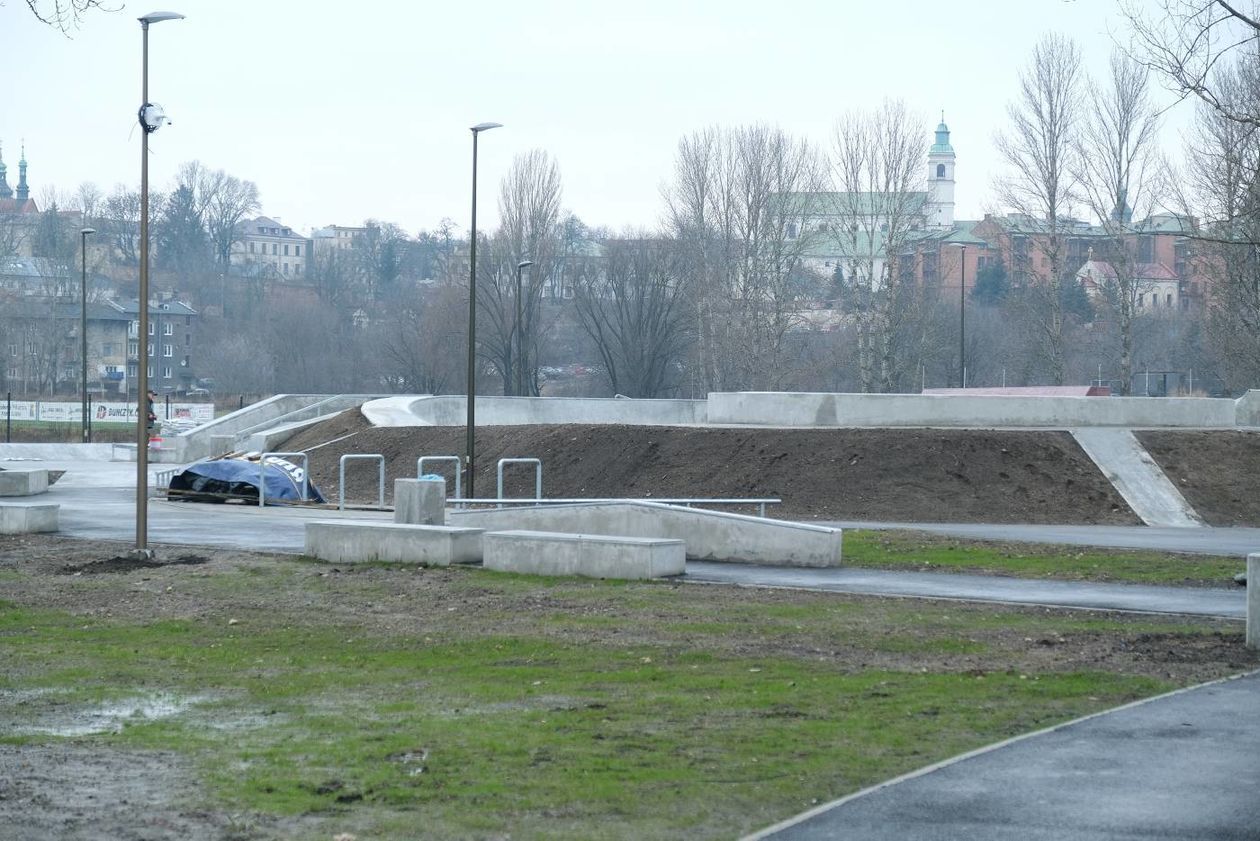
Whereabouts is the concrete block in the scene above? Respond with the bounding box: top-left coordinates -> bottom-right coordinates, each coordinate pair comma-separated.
305,520 -> 483,566
0,469 -> 49,497
1248,554 -> 1259,651
394,478 -> 446,525
483,530 -> 685,579
0,502 -> 59,534
452,501 -> 843,567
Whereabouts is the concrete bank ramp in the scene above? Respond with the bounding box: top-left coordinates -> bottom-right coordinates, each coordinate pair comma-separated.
449,501 -> 842,568
1070,428 -> 1202,528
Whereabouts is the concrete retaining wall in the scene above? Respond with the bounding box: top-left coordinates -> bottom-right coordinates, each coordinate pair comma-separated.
175,394 -> 387,462
305,521 -> 483,566
450,501 -> 842,567
362,395 -> 708,427
1238,391 -> 1260,428
706,392 -> 1241,428
483,530 -> 685,579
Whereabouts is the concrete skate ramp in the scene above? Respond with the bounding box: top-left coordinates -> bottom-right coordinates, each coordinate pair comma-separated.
361,395 -> 707,427
448,501 -> 842,567
1070,428 -> 1202,528
0,444 -> 117,462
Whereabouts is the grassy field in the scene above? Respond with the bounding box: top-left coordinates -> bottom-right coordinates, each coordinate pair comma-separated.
841,529 -> 1246,586
1,537 -> 1254,840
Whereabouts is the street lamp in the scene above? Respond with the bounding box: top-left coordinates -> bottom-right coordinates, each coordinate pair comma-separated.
79,227 -> 96,443
516,259 -> 533,397
135,9 -> 184,556
465,121 -> 502,501
951,243 -> 968,388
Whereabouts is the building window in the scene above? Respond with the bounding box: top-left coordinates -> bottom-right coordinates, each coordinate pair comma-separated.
295,245 -> 301,257
1166,293 -> 1173,306
249,242 -> 255,253
163,367 -> 172,380
7,344 -> 15,357
163,344 -> 173,357
283,244 -> 289,256
936,164 -> 946,178
129,321 -> 139,337
294,263 -> 302,277
271,244 -> 278,255
185,333 -> 191,346
128,340 -> 138,356
128,363 -> 137,377
163,323 -> 173,336
101,343 -> 114,356
148,322 -> 155,336
148,344 -> 154,357
283,262 -> 289,274
147,365 -> 153,378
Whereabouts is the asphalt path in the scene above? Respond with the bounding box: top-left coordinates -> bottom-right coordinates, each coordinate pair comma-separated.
749,671 -> 1260,841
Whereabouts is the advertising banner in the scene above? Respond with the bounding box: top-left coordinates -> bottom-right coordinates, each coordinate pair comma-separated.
2,400 -> 214,425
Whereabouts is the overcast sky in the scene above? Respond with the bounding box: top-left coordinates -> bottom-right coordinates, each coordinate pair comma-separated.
2,0 -> 1193,237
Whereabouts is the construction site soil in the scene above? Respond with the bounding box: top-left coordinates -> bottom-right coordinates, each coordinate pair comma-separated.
1136,430 -> 1260,526
283,411 -> 1141,525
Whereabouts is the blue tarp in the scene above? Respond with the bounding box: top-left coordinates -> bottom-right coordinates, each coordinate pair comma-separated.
169,455 -> 325,504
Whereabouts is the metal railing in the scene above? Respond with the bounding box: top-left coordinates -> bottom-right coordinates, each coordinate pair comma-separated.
258,451 -> 309,507
417,455 -> 461,506
339,453 -> 385,511
452,497 -> 781,517
496,457 -> 542,509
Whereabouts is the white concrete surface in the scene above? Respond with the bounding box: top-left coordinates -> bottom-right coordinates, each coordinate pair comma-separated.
394,478 -> 445,525
0,502 -> 59,534
0,469 -> 48,496
450,501 -> 843,567
0,444 -> 116,462
361,395 -> 708,427
483,530 -> 685,579
1248,554 -> 1259,650
1237,390 -> 1260,427
1070,428 -> 1203,528
706,392 -> 1242,428
243,411 -> 344,453
304,520 -> 483,566
174,394 -> 387,462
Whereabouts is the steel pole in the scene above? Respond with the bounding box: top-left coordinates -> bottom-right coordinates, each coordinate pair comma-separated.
466,130 -> 479,500
136,21 -> 151,553
958,245 -> 967,389
80,231 -> 89,442
516,262 -> 524,397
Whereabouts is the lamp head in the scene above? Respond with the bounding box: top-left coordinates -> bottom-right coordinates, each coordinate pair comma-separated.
139,11 -> 185,25
471,122 -> 503,133
517,260 -> 534,269
81,228 -> 97,236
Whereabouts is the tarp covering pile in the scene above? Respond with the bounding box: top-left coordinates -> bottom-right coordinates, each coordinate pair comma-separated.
168,454 -> 325,504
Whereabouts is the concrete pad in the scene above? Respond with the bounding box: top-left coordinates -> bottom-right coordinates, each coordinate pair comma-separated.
1248,554 -> 1259,650
483,530 -> 685,579
394,478 -> 445,525
305,520 -> 483,566
0,502 -> 59,534
451,501 -> 842,567
0,469 -> 49,497
1071,428 -> 1202,527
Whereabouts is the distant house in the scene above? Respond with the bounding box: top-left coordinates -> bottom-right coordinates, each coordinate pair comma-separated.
1075,259 -> 1182,311
230,216 -> 310,279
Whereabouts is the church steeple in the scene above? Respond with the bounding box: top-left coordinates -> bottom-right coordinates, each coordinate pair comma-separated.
15,141 -> 29,202
926,113 -> 956,228
0,142 -> 12,200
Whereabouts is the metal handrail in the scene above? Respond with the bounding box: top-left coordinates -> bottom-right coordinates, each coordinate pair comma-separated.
452,497 -> 781,518
258,451 -> 309,507
496,458 -> 542,509
417,456 -> 461,507
339,453 -> 385,510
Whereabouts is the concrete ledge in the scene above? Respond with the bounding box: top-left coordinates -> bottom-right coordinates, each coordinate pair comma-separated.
0,469 -> 49,497
1248,554 -> 1259,651
394,478 -> 446,525
483,530 -> 685,579
305,520 -> 483,566
452,501 -> 842,568
0,502 -> 59,534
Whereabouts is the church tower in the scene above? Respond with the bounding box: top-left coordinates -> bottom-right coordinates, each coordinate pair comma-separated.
15,142 -> 30,202
925,115 -> 955,228
0,142 -> 12,200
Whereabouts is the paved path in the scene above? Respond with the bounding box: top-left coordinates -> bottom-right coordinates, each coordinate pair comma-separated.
750,671 -> 1260,840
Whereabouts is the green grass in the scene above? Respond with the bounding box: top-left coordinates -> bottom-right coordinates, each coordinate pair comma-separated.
0,572 -> 1235,841
841,530 -> 1244,586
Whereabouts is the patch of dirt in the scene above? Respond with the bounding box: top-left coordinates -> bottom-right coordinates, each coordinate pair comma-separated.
58,554 -> 210,576
1135,430 -> 1260,526
280,410 -> 1139,525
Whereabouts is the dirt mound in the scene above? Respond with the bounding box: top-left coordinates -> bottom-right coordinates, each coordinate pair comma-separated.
281,410 -> 1137,524
58,553 -> 210,575
1136,430 -> 1260,526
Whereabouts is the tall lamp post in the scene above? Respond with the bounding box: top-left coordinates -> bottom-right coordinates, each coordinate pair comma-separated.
79,227 -> 96,443
952,243 -> 967,388
515,259 -> 533,397
135,10 -> 184,556
465,121 -> 502,501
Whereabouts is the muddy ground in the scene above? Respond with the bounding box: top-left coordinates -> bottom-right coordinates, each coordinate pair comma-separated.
1,534 -> 1256,840
281,411 -> 1139,525
1136,430 -> 1260,526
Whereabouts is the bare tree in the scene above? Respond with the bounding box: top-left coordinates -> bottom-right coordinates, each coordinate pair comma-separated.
204,174 -> 260,271
100,184 -> 143,266
832,99 -> 929,392
379,284 -> 467,393
573,235 -> 693,397
1120,0 -> 1260,128
994,32 -> 1085,385
20,0 -> 110,32
1074,51 -> 1163,393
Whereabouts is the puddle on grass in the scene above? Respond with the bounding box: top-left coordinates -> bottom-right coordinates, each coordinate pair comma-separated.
11,692 -> 204,737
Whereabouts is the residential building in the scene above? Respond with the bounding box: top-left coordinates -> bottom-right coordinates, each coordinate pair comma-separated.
310,224 -> 367,256
231,216 -> 310,278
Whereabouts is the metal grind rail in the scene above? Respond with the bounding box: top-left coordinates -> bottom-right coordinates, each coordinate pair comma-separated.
339,453 -> 385,511
454,497 -> 782,517
496,458 -> 542,509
